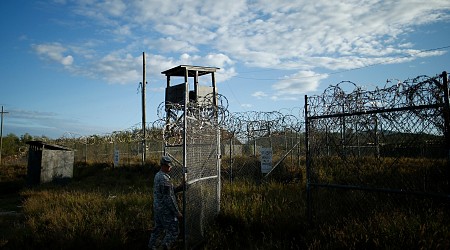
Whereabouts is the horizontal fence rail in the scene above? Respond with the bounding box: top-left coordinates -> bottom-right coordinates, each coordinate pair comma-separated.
305,71 -> 450,225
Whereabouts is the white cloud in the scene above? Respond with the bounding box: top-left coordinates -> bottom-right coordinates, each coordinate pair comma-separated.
151,37 -> 198,53
272,71 -> 329,97
61,55 -> 74,66
101,0 -> 126,17
75,51 -> 237,85
52,0 -> 67,4
252,91 -> 268,99
113,25 -> 132,36
214,0 -> 450,70
163,53 -> 237,83
6,108 -> 118,138
34,0 -> 450,88
32,43 -> 74,67
94,53 -> 141,84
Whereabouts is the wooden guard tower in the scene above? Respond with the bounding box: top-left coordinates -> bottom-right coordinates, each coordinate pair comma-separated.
161,65 -> 220,107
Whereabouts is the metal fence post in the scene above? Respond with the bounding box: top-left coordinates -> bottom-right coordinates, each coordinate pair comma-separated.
304,95 -> 312,225
441,71 -> 450,192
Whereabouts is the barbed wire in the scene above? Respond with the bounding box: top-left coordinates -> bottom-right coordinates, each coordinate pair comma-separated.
221,110 -> 304,141
307,73 -> 446,118
47,72 -> 447,147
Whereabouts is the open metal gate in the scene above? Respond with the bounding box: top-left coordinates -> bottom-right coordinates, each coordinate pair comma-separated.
161,65 -> 221,248
305,72 -> 450,225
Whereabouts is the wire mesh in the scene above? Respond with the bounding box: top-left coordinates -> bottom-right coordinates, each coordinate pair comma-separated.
305,72 -> 450,224
159,90 -> 224,248
219,109 -> 304,183
184,116 -> 219,246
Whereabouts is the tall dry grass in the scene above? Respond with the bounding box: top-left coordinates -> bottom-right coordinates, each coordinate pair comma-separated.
0,159 -> 449,249
2,163 -> 154,249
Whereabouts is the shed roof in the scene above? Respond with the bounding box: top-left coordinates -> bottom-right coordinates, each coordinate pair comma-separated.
161,65 -> 220,77
26,141 -> 72,151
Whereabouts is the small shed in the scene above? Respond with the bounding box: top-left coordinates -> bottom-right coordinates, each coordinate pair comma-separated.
26,141 -> 74,185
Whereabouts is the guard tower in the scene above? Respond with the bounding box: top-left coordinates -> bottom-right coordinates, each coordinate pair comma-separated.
161,65 -> 221,248
163,65 -> 219,106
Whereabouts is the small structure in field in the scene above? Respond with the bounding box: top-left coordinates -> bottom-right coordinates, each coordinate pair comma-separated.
26,141 -> 74,185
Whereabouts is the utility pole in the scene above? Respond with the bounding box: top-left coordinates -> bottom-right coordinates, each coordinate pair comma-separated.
141,52 -> 147,166
0,106 -> 9,166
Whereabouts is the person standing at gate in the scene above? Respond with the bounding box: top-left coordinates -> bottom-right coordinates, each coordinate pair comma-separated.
148,156 -> 184,250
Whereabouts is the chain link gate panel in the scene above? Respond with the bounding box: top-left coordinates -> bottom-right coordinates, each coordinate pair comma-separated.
161,65 -> 221,249
163,117 -> 220,248
185,117 -> 219,246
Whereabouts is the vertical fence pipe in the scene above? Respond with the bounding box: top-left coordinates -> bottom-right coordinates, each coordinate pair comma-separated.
374,115 -> 380,158
254,137 -> 257,156
443,71 -> 450,149
183,68 -> 188,250
229,135 -> 233,184
441,71 -> 450,192
212,71 -> 221,214
296,131 -> 300,171
141,52 -> 147,166
291,128 -> 294,165
341,102 -> 346,157
326,125 -> 330,156
84,140 -> 88,164
304,95 -> 312,225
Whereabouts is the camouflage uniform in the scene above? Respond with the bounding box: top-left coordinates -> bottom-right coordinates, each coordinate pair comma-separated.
148,168 -> 182,249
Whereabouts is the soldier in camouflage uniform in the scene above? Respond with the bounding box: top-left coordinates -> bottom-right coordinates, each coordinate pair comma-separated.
148,156 -> 183,250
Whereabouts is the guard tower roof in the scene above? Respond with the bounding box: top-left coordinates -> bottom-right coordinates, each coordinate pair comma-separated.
161,65 -> 220,77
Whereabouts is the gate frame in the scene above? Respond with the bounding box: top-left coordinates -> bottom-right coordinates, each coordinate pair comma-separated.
161,65 -> 221,249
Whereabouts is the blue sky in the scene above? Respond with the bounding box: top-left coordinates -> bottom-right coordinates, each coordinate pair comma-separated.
0,0 -> 449,138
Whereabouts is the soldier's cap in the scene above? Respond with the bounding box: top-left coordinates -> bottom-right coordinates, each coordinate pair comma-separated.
160,156 -> 173,166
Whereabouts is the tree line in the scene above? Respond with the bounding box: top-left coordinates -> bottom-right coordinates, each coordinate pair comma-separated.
1,133 -> 51,157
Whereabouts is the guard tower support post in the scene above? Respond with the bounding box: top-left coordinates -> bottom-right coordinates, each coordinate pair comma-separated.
182,67 -> 189,249
164,74 -> 171,156
211,70 -> 221,213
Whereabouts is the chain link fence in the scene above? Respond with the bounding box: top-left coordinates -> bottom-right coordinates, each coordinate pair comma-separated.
4,68 -> 449,246
305,72 -> 450,224
221,110 -> 304,183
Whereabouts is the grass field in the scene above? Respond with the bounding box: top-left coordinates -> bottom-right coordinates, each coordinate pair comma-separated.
0,161 -> 449,249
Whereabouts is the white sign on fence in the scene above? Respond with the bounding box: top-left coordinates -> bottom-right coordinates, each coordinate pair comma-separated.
114,149 -> 120,167
260,147 -> 272,174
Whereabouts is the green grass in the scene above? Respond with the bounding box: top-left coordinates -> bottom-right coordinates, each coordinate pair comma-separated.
0,160 -> 449,249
